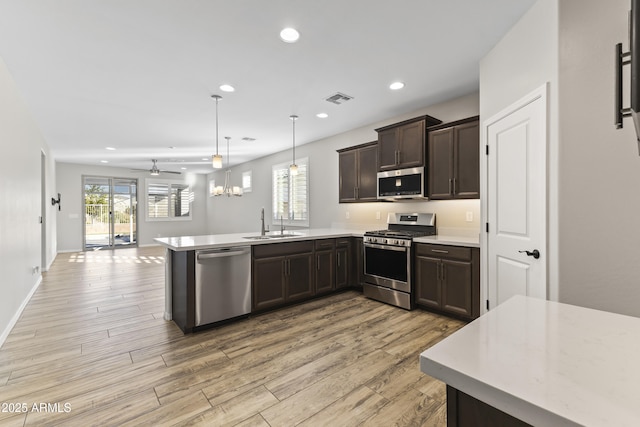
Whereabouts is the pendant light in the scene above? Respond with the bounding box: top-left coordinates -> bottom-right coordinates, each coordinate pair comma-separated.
211,95 -> 223,169
289,114 -> 299,176
214,137 -> 243,197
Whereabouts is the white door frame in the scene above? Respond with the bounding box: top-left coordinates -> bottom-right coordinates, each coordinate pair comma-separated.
480,83 -> 549,313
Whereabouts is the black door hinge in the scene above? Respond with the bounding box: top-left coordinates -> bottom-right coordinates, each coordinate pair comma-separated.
485,222 -> 489,233
485,145 -> 489,155
486,300 -> 490,310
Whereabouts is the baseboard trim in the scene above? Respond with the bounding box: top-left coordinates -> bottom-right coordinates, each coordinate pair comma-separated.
0,275 -> 43,349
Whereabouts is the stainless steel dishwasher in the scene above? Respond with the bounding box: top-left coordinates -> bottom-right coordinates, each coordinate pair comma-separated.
195,246 -> 251,326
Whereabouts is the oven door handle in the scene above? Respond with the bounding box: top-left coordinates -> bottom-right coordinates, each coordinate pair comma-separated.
363,243 -> 408,252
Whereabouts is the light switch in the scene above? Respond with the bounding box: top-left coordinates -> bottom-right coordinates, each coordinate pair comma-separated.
345,211 -> 350,219
376,211 -> 381,220
466,211 -> 473,222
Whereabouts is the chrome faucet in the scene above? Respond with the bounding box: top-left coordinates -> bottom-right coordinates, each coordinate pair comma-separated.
261,208 -> 266,236
280,215 -> 285,235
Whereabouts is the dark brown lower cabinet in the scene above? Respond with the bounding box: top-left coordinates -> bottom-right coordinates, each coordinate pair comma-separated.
335,238 -> 351,289
170,249 -> 195,333
315,250 -> 335,294
315,238 -> 351,294
447,386 -> 532,427
415,244 -> 480,320
352,237 -> 364,288
252,241 -> 314,311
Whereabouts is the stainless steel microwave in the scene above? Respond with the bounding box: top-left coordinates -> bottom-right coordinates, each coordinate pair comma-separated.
377,167 -> 426,200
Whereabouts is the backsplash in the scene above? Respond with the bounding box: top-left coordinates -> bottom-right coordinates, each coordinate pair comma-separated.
333,199 -> 480,235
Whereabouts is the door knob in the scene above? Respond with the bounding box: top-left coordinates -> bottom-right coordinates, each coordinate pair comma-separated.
519,249 -> 540,259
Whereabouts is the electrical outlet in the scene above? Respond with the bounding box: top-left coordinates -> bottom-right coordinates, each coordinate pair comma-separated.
376,211 -> 381,220
345,211 -> 350,219
466,211 -> 473,222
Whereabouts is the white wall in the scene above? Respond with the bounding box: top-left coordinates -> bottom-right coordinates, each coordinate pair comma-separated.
479,0 -> 560,302
56,162 -> 208,251
207,92 -> 481,236
556,0 -> 640,316
0,55 -> 57,344
480,0 -> 640,317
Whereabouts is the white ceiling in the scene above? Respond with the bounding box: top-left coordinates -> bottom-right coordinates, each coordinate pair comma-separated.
0,0 -> 535,175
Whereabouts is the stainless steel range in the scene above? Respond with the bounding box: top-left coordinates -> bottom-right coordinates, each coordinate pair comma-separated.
363,212 -> 436,309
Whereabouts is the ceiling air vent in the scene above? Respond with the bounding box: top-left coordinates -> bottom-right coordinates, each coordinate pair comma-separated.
325,92 -> 353,105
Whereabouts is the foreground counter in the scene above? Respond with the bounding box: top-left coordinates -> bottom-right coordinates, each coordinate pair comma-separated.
420,295 -> 640,426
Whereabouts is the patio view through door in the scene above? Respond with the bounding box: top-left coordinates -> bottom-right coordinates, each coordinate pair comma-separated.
84,176 -> 137,249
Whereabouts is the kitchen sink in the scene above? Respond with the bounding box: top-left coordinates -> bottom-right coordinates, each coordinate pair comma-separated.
243,232 -> 303,240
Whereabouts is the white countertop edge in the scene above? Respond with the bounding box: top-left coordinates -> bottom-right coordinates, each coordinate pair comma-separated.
155,229 -> 481,251
154,229 -> 364,251
414,234 -> 480,248
419,357 -> 579,427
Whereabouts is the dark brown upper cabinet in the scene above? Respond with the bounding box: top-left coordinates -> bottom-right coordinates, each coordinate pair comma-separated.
428,116 -> 480,200
375,115 -> 442,171
337,141 -> 378,203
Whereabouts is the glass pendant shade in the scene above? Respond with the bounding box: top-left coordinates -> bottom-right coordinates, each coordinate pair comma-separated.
289,163 -> 298,175
212,154 -> 223,169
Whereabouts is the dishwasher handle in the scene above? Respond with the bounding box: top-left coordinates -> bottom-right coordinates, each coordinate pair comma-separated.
196,247 -> 249,261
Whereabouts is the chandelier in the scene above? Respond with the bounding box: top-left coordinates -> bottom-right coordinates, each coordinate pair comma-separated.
213,137 -> 242,197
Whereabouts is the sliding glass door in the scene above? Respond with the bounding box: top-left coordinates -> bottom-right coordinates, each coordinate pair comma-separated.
84,176 -> 137,249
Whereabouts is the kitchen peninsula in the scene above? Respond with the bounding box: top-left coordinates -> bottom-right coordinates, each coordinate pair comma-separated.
155,228 -> 480,333
420,295 -> 640,426
155,228 -> 364,333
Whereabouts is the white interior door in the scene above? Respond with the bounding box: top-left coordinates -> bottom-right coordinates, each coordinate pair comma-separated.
486,86 -> 547,308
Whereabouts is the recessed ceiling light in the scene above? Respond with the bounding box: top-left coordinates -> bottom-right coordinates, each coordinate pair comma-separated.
280,27 -> 300,43
105,146 -> 116,151
100,160 -> 108,163
168,146 -> 175,149
220,84 -> 235,92
316,113 -> 328,118
389,81 -> 405,90
181,167 -> 187,170
202,158 -> 209,161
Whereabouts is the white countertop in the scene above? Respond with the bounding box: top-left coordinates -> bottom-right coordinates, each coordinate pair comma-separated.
420,296 -> 640,427
154,228 -> 364,251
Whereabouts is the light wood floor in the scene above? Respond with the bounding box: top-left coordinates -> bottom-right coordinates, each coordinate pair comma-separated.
0,246 -> 465,427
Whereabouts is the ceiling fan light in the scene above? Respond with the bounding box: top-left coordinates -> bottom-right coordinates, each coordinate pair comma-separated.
212,154 -> 223,169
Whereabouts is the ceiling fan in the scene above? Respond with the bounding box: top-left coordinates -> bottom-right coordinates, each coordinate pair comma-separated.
131,159 -> 181,175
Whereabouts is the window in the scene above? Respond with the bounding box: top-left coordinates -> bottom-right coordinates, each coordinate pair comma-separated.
146,179 -> 192,221
242,171 -> 252,193
272,158 -> 309,226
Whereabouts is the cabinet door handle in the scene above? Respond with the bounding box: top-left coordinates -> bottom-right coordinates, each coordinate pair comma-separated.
317,255 -> 320,270
449,179 -> 453,195
441,263 -> 446,282
453,178 -> 457,195
337,254 -> 341,267
431,249 -> 449,254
